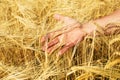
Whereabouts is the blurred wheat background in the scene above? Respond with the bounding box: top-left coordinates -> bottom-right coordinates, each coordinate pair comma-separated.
0,0 -> 120,80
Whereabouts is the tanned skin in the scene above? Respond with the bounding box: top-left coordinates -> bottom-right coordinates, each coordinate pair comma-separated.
41,10 -> 120,55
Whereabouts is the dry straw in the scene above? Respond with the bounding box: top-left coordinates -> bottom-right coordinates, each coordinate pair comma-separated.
0,0 -> 120,80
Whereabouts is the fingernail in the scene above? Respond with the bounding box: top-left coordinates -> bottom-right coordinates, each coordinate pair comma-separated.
42,46 -> 45,51
54,14 -> 60,20
40,37 -> 44,43
58,52 -> 62,56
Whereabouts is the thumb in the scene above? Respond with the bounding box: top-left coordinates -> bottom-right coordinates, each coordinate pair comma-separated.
53,14 -> 79,26
53,14 -> 65,21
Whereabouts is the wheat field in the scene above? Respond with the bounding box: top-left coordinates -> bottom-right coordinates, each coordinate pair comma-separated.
0,0 -> 120,80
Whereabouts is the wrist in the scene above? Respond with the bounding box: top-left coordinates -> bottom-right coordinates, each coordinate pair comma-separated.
82,21 -> 97,36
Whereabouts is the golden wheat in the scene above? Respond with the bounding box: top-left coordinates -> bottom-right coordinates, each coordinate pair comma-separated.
0,0 -> 120,80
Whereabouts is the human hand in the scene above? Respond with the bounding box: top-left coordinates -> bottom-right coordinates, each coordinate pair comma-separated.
41,14 -> 87,55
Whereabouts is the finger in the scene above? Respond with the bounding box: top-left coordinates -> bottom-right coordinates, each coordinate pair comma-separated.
41,36 -> 46,43
47,38 -> 59,48
41,29 -> 65,44
58,43 -> 75,56
41,33 -> 50,43
47,33 -> 67,54
46,30 -> 67,40
47,42 -> 60,54
42,37 -> 59,51
54,14 -> 72,24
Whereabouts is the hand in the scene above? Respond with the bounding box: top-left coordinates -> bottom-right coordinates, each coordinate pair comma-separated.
41,14 -> 87,55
